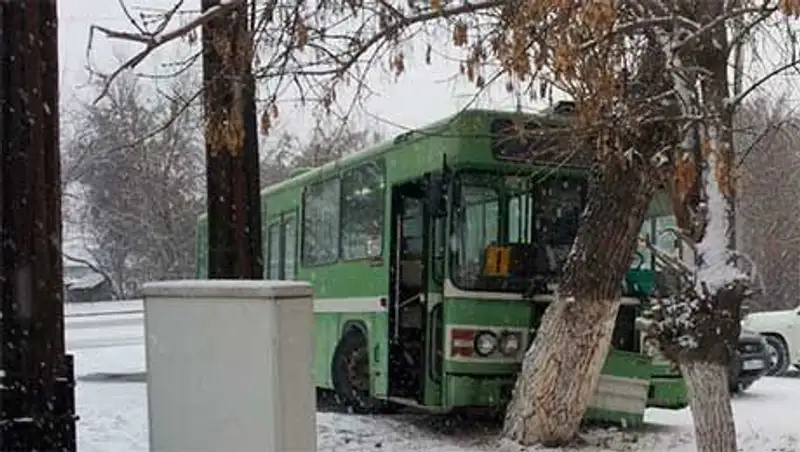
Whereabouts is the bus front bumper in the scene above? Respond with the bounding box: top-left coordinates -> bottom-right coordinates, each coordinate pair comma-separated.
443,374 -> 516,409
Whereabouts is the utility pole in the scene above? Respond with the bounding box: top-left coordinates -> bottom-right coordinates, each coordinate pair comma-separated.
201,0 -> 263,279
0,1 -> 78,450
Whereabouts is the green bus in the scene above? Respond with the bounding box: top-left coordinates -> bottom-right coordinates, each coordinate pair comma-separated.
195,105 -> 689,425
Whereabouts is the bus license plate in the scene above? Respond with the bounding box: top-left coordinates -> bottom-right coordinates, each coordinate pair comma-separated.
743,359 -> 765,371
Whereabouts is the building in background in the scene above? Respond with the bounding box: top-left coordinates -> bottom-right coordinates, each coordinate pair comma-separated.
62,237 -> 113,303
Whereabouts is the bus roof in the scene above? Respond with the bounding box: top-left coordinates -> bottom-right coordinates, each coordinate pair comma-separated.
197,107 -> 573,222
259,108 -> 570,193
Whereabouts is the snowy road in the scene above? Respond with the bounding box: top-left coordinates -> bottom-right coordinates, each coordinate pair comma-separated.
66,301 -> 800,451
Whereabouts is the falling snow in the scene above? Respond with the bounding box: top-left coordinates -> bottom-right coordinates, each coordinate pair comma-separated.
69,301 -> 800,452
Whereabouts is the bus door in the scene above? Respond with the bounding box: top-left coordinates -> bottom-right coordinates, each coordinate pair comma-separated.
423,174 -> 447,406
388,179 -> 429,402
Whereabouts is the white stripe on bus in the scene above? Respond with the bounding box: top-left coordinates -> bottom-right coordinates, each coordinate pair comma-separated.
314,297 -> 387,313
443,279 -> 642,305
311,283 -> 642,314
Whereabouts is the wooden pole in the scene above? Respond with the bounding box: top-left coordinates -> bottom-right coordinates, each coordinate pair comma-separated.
0,1 -> 77,450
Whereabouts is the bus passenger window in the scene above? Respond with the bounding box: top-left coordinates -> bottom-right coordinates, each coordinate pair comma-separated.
302,178 -> 341,265
453,180 -> 501,289
533,176 -> 586,269
341,161 -> 385,260
508,194 -> 532,243
268,221 -> 281,278
283,216 -> 296,280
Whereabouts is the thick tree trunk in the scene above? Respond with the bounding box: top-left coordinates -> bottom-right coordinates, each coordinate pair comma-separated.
680,360 -> 737,452
651,3 -> 743,450
503,156 -> 660,446
0,2 -> 77,449
503,297 -> 623,446
201,0 -> 262,279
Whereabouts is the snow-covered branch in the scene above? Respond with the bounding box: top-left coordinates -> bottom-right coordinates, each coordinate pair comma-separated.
694,137 -> 747,294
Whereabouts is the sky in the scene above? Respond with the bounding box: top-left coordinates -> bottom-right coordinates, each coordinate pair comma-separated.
59,0 -> 547,258
59,1 -> 797,141
57,0 -> 797,260
58,0 -> 546,142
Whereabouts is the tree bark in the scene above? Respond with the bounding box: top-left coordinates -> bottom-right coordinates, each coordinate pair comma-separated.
0,1 -> 77,449
201,0 -> 262,279
504,154 -> 660,446
663,3 -> 742,452
680,360 -> 737,452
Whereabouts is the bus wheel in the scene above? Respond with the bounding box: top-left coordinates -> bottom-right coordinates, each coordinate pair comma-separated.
331,329 -> 394,414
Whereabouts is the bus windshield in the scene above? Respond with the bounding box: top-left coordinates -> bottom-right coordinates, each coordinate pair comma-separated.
634,214 -> 680,270
450,171 -> 587,292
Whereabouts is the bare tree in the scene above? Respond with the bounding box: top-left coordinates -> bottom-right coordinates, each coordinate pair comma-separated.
63,70 -> 204,297
88,1 -> 800,451
735,97 -> 800,312
260,118 -> 382,186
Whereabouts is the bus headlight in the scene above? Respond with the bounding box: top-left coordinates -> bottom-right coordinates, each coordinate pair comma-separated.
474,331 -> 499,357
500,332 -> 522,356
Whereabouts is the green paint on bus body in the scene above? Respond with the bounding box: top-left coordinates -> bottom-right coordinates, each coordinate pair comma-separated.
195,108 -> 690,426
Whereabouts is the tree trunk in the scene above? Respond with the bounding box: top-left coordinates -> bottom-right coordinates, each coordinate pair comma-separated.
201,0 -> 262,279
503,297 -> 623,446
680,360 -> 737,452
0,2 -> 77,448
652,4 -> 742,451
504,155 -> 660,446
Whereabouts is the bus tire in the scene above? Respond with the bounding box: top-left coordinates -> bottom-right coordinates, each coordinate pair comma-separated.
331,329 -> 395,414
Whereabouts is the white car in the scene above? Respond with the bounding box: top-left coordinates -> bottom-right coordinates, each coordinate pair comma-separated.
741,306 -> 800,376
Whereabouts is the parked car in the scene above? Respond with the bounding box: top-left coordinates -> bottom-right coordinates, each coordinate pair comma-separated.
730,329 -> 770,393
740,306 -> 800,376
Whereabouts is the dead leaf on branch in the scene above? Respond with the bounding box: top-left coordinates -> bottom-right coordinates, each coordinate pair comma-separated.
781,0 -> 800,17
295,20 -> 309,50
391,52 -> 405,77
260,109 -> 271,136
453,21 -> 468,47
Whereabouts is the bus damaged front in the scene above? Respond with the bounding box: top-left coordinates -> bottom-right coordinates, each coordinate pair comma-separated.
432,169 -> 687,424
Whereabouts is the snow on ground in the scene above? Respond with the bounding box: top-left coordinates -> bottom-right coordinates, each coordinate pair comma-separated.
66,301 -> 800,452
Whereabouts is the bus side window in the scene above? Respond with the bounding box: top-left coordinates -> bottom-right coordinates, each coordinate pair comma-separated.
509,194 -> 532,243
283,215 -> 296,280
302,177 -> 341,265
268,221 -> 282,278
341,161 -> 385,260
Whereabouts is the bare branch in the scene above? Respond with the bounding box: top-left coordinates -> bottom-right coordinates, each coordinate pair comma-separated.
728,55 -> 800,110
88,0 -> 244,103
281,0 -> 505,78
117,0 -> 147,35
736,111 -> 794,168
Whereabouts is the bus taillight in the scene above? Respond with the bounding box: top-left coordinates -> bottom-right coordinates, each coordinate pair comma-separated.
450,328 -> 475,357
